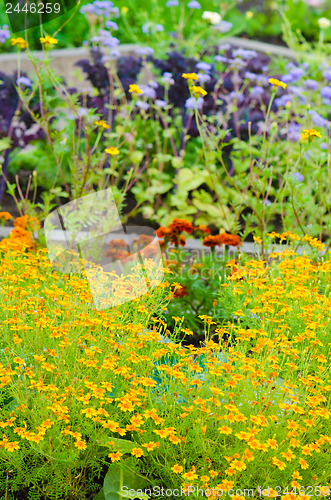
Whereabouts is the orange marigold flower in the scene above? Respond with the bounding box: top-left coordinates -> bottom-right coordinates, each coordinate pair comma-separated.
155,226 -> 172,238
108,451 -> 123,462
169,218 -> 194,234
74,440 -> 87,450
171,464 -> 183,473
0,212 -> 13,221
202,235 -> 222,247
172,284 -> 189,298
217,233 -> 241,247
131,447 -> 144,458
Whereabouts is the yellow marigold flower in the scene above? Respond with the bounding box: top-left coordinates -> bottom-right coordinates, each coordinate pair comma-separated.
95,119 -> 110,129
171,464 -> 183,473
131,447 -> 144,458
182,73 -> 198,81
0,212 -> 13,220
4,441 -> 20,452
191,85 -> 207,97
300,128 -> 322,141
218,425 -> 232,434
105,147 -> 120,155
108,451 -> 123,462
269,78 -> 287,89
129,84 -> 143,95
272,457 -> 286,470
11,38 -> 28,49
182,470 -> 198,480
75,440 -> 87,450
121,6 -> 129,14
40,35 -> 58,46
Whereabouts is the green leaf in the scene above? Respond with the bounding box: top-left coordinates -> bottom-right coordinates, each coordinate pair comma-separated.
103,461 -> 150,500
93,487 -> 106,500
0,138 -> 11,152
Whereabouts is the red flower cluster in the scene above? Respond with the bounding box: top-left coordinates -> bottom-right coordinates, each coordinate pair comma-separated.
155,219 -> 210,248
202,232 -> 241,248
172,284 -> 189,298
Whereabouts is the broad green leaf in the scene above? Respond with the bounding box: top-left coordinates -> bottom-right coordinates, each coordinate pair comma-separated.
93,487 -> 106,500
103,461 -> 150,500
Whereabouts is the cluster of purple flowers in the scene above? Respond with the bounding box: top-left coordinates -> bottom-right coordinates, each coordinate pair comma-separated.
91,29 -> 120,49
142,23 -> 165,35
80,0 -> 119,18
0,26 -> 10,45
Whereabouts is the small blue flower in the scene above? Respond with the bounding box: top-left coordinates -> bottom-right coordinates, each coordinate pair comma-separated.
134,46 -> 154,56
136,100 -> 150,111
101,50 -> 120,62
218,43 -> 230,51
292,173 -> 304,182
187,0 -> 201,8
196,61 -> 212,72
17,76 -> 32,87
166,0 -> 179,6
154,24 -> 164,32
320,140 -> 331,150
289,67 -> 305,82
232,48 -> 257,59
281,74 -> 294,84
214,55 -> 228,63
162,72 -> 174,85
197,73 -> 211,83
288,123 -> 301,142
285,62 -> 295,72
288,85 -> 306,104
250,85 -> 264,97
322,68 -> 331,81
0,26 -> 10,44
105,20 -> 118,30
274,95 -> 292,107
142,23 -> 150,34
102,36 -> 120,48
245,71 -> 258,81
139,85 -> 156,99
148,80 -> 159,89
304,79 -> 319,91
185,96 -> 203,110
214,21 -> 232,33
308,110 -> 329,128
320,86 -> 331,99
155,99 -> 167,107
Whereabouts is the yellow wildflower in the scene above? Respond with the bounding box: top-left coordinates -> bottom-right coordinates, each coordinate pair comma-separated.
269,78 -> 287,89
105,147 -> 120,155
300,128 -> 322,141
95,119 -> 110,129
129,84 -> 143,95
40,36 -> 58,46
11,38 -> 28,49
182,73 -> 198,81
191,85 -> 207,97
